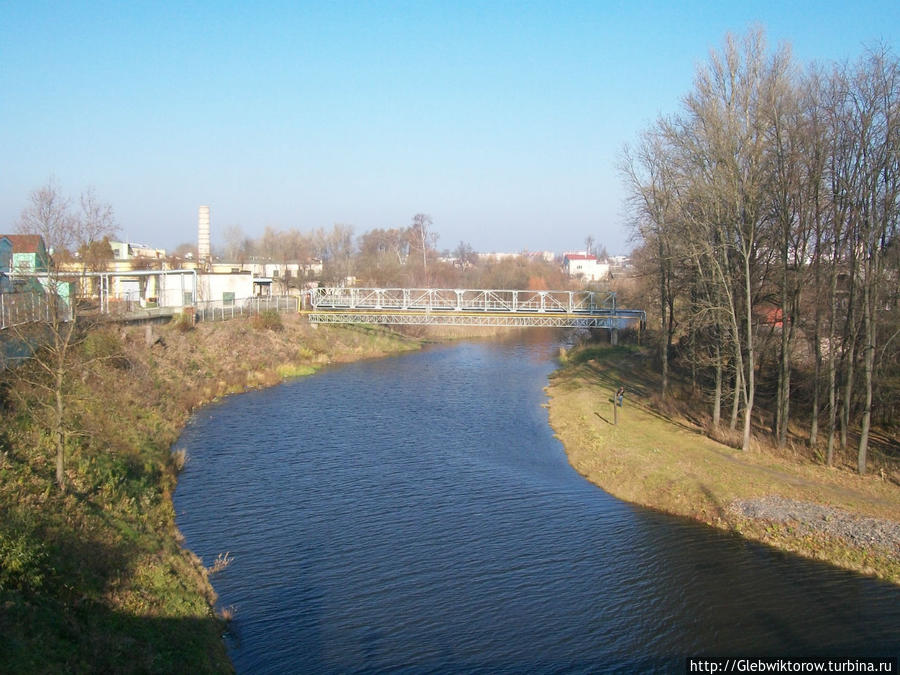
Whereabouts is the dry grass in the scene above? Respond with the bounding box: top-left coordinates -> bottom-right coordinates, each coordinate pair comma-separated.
170,448 -> 188,473
140,314 -> 422,411
547,344 -> 900,583
250,310 -> 283,332
218,605 -> 236,622
207,552 -> 232,575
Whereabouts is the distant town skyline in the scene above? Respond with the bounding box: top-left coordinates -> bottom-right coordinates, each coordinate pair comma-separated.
2,1 -> 898,256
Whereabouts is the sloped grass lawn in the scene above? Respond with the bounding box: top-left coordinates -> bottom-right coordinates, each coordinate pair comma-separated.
547,345 -> 900,583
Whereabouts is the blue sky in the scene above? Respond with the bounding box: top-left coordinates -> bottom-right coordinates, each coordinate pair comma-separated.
2,1 -> 898,256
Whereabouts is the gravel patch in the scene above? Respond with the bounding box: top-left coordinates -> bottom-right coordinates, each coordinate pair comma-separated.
729,496 -> 900,558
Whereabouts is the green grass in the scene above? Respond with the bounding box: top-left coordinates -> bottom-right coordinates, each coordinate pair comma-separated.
276,363 -> 317,378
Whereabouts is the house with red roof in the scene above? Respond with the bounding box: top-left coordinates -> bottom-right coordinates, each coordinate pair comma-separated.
3,234 -> 51,274
0,234 -> 59,296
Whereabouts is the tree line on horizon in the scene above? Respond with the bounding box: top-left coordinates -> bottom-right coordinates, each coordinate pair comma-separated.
178,214 -> 579,290
622,28 -> 899,473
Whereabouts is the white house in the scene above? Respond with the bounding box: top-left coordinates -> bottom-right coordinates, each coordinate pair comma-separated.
563,254 -> 610,282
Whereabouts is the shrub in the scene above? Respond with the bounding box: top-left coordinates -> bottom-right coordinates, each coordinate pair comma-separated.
172,312 -> 194,333
81,330 -> 122,361
251,310 -> 283,331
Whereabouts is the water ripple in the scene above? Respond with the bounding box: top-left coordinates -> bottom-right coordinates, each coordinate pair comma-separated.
175,336 -> 900,673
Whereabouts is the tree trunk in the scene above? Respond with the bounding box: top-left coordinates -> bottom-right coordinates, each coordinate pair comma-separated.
810,284 -> 822,449
775,230 -> 790,447
809,174 -> 825,450
778,333 -> 791,448
52,318 -> 70,491
778,292 -> 798,448
840,337 -> 856,450
739,249 -> 755,451
730,365 -> 742,431
857,302 -> 874,474
658,237 -> 669,398
857,245 -> 879,475
713,343 -> 722,427
690,327 -> 698,394
55,373 -> 65,491
825,256 -> 840,466
839,246 -> 860,449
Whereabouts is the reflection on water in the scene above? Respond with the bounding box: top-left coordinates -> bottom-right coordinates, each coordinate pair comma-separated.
175,333 -> 900,673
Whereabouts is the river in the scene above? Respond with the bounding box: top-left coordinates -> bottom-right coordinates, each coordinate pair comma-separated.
174,332 -> 899,672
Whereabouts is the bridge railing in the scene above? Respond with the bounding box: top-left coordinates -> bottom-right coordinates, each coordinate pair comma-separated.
309,288 -> 617,314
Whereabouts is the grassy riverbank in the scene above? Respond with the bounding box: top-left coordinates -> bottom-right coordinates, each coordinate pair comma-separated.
0,313 -> 421,672
547,343 -> 900,584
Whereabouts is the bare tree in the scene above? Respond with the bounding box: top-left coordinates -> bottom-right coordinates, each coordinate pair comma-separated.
452,241 -> 477,270
78,187 -> 118,247
621,125 -> 681,398
763,42 -> 808,449
584,235 -> 594,257
11,288 -> 80,491
410,213 -> 437,285
314,224 -> 355,284
11,184 -> 79,490
9,181 -> 125,490
357,228 -> 411,286
850,47 -> 900,473
76,188 -> 118,293
798,65 -> 829,450
223,225 -> 248,263
622,29 -> 900,470
16,177 -> 77,254
680,29 -> 788,451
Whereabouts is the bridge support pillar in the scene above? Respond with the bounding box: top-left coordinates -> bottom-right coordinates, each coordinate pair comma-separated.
611,328 -> 618,346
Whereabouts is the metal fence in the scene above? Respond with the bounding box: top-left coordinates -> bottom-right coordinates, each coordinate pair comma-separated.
1,291 -> 299,330
194,295 -> 299,323
0,291 -> 73,331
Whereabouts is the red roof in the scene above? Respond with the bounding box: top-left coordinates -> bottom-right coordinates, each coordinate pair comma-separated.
1,234 -> 46,253
564,253 -> 597,261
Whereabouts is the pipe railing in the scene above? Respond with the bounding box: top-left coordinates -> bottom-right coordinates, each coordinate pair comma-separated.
309,287 -> 619,315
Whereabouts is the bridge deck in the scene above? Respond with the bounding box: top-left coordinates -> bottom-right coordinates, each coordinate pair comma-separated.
306,288 -> 645,329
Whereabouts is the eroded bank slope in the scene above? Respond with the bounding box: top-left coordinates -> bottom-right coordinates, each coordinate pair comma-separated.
546,345 -> 900,584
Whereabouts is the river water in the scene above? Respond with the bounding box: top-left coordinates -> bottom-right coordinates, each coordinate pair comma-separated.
174,332 -> 899,672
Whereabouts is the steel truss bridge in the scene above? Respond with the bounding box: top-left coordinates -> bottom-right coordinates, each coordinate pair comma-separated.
304,287 -> 645,330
